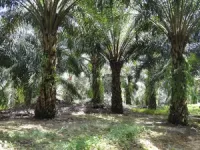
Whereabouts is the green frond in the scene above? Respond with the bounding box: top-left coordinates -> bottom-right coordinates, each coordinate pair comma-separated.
66,55 -> 82,76
59,78 -> 81,99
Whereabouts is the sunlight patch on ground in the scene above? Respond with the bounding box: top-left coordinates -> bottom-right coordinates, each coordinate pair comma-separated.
93,140 -> 118,150
144,121 -> 154,125
139,139 -> 159,150
71,111 -> 85,116
79,137 -> 118,150
134,118 -> 164,127
0,121 -> 50,133
147,130 -> 165,137
90,114 -> 119,122
0,126 -> 22,132
134,119 -> 149,124
19,124 -> 48,131
0,140 -> 14,150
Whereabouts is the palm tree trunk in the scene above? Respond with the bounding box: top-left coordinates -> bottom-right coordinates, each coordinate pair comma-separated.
125,75 -> 132,105
24,86 -> 32,106
91,55 -> 103,105
35,34 -> 57,119
145,67 -> 157,109
148,88 -> 156,109
168,43 -> 188,125
110,60 -> 123,114
145,84 -> 157,109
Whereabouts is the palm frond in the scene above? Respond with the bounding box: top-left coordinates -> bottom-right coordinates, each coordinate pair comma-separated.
59,78 -> 81,99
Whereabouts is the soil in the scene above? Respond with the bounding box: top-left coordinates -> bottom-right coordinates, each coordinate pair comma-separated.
0,102 -> 200,150
133,113 -> 200,150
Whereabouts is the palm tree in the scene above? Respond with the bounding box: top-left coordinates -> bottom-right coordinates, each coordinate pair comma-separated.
65,0 -> 106,106
139,0 -> 200,125
1,0 -> 77,118
96,2 -> 141,113
90,47 -> 105,106
132,33 -> 170,109
0,21 -> 42,107
0,0 -> 77,118
122,64 -> 134,105
24,0 -> 76,119
7,24 -> 41,106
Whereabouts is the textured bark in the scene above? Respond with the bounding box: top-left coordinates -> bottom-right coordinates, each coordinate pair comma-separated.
35,33 -> 57,119
145,67 -> 156,109
110,60 -> 123,114
24,87 -> 32,106
168,40 -> 188,125
125,75 -> 132,105
148,89 -> 156,109
91,54 -> 103,105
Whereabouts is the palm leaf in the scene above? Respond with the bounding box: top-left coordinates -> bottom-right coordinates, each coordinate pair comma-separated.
59,78 -> 81,99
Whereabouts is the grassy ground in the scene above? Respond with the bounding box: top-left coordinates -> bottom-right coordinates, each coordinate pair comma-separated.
0,114 -> 144,150
132,104 -> 200,116
188,104 -> 200,116
0,104 -> 200,150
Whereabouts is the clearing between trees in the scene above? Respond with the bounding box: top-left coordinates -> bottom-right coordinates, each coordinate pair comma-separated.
0,103 -> 199,150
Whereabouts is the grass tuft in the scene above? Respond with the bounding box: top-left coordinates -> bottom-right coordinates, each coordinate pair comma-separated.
66,123 -> 143,150
107,124 -> 143,148
132,106 -> 169,116
132,104 -> 200,116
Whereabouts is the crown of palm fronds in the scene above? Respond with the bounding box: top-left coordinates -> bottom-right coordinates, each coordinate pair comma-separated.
138,0 -> 200,36
0,0 -> 77,38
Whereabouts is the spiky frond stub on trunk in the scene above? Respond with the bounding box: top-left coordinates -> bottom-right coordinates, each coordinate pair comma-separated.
168,42 -> 189,125
35,33 -> 57,119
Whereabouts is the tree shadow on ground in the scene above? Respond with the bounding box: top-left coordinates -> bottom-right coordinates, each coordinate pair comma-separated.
139,125 -> 200,150
1,103 -> 200,150
0,103 -> 147,150
0,114 -> 144,150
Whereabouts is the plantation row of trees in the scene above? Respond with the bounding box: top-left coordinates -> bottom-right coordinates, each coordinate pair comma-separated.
1,0 -> 200,125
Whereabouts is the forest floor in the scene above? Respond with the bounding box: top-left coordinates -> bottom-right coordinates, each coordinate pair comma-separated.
0,102 -> 200,150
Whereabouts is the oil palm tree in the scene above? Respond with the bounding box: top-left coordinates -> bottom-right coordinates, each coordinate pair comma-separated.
1,0 -> 77,118
0,21 -> 42,107
96,2 -> 142,113
138,0 -> 200,125
25,0 -> 77,119
7,24 -> 41,106
62,0 -> 106,106
78,16 -> 105,106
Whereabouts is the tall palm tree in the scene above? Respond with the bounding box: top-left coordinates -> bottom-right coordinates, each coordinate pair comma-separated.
138,0 -> 200,125
96,2 -> 141,113
0,0 -> 77,118
23,0 -> 76,119
64,0 -> 106,106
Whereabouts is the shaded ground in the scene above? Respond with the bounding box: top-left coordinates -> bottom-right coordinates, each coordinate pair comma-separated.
132,113 -> 200,150
0,103 -> 200,150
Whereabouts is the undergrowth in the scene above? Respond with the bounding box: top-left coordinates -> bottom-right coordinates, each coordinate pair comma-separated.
132,106 -> 169,116
0,115 -> 144,150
